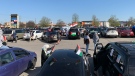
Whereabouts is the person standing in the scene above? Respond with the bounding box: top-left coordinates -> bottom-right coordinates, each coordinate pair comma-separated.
30,30 -> 34,41
0,29 -> 4,47
93,32 -> 99,49
56,30 -> 61,44
84,32 -> 90,53
12,30 -> 17,43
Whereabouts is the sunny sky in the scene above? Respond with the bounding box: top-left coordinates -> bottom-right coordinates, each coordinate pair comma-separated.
0,0 -> 135,24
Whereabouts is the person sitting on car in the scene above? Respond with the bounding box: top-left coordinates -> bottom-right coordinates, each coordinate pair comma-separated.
41,44 -> 50,66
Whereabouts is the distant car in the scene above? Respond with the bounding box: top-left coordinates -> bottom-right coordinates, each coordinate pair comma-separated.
52,27 -> 61,32
43,31 -> 59,43
3,29 -> 14,41
103,27 -> 118,38
88,27 -> 101,38
23,31 -> 31,40
38,45 -> 91,76
79,28 -> 85,37
68,28 -> 81,39
94,42 -> 135,76
15,29 -> 25,39
32,30 -> 43,39
117,27 -> 134,37
0,46 -> 37,76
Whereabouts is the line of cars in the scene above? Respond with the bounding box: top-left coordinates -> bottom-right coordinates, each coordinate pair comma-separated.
2,29 -> 43,41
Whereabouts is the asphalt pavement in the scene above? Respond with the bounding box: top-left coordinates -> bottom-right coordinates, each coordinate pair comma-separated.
6,36 -> 135,76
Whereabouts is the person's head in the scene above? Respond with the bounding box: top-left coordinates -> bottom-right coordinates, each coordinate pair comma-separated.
2,42 -> 7,46
42,44 -> 50,51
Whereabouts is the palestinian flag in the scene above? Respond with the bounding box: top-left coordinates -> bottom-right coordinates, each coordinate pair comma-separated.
75,44 -> 83,57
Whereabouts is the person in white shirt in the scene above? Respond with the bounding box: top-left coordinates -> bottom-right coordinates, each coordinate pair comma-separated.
0,29 -> 4,47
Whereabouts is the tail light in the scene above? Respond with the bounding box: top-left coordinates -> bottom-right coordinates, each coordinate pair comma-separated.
119,74 -> 122,76
69,32 -> 72,35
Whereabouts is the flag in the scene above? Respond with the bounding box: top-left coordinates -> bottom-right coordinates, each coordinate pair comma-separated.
14,20 -> 17,22
75,44 -> 83,57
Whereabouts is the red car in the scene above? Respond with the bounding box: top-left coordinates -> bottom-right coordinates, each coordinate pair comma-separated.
117,27 -> 134,37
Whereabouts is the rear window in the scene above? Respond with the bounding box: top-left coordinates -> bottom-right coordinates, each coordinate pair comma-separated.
70,29 -> 78,32
108,28 -> 116,31
89,28 -> 99,32
128,58 -> 135,75
54,28 -> 60,30
121,28 -> 130,30
3,30 -> 12,34
15,30 -> 24,33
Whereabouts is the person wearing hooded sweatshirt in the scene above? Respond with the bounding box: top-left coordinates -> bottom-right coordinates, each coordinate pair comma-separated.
93,32 -> 99,49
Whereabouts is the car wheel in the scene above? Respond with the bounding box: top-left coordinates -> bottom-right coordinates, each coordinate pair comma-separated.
31,58 -> 37,69
16,36 -> 18,40
27,61 -> 32,70
46,39 -> 49,43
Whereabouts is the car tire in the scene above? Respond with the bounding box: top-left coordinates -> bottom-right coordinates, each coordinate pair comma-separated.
27,61 -> 32,70
31,58 -> 37,69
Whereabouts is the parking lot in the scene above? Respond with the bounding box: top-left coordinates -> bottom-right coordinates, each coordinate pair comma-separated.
6,37 -> 135,76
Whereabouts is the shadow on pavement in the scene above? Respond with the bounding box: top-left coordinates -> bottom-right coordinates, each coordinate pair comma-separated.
24,67 -> 41,76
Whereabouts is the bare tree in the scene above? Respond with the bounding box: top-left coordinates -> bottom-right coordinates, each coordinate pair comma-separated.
26,21 -> 35,28
127,17 -> 135,26
39,16 -> 51,27
56,19 -> 65,27
72,13 -> 79,22
19,22 -> 26,28
92,15 -> 99,26
108,15 -> 120,27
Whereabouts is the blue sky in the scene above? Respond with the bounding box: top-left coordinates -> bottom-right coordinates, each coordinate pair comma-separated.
0,0 -> 135,24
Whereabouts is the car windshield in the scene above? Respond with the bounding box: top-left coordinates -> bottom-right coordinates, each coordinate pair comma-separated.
128,58 -> 135,75
3,30 -> 12,34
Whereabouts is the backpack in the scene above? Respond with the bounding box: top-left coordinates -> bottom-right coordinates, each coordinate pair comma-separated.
84,38 -> 89,44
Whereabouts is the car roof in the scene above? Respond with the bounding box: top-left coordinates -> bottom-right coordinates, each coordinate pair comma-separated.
38,49 -> 84,76
113,42 -> 135,55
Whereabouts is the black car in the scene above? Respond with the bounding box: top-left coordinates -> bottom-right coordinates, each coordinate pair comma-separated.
68,28 -> 81,39
38,45 -> 91,76
42,31 -> 60,43
88,27 -> 101,38
93,42 -> 135,76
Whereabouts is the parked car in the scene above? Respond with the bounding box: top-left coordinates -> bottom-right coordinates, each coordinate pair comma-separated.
43,31 -> 59,43
117,27 -> 134,37
0,46 -> 37,76
88,27 -> 101,38
32,30 -> 43,39
3,29 -> 14,41
79,28 -> 85,37
23,30 -> 31,40
38,45 -> 91,76
52,27 -> 61,32
93,42 -> 135,76
15,29 -> 25,39
102,27 -> 118,38
68,28 -> 81,39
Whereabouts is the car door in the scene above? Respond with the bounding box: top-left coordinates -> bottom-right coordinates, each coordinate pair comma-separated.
0,52 -> 18,76
13,48 -> 30,74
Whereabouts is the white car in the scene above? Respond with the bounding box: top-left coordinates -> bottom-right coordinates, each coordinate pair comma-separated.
23,30 -> 43,40
103,27 -> 118,38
